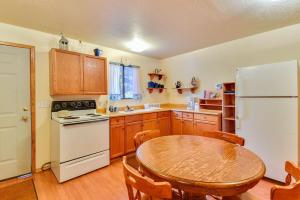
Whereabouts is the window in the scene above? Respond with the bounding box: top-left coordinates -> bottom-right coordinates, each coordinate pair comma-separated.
109,62 -> 142,101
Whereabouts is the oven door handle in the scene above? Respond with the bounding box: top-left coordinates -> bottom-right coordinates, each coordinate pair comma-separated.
62,118 -> 109,126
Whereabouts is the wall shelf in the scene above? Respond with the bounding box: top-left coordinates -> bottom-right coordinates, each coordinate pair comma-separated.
147,88 -> 167,94
199,98 -> 222,110
174,87 -> 198,94
148,73 -> 166,80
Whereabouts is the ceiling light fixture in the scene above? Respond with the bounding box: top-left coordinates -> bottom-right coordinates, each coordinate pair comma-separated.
126,37 -> 150,53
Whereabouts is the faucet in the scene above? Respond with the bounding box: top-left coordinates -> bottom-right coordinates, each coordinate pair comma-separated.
125,105 -> 134,112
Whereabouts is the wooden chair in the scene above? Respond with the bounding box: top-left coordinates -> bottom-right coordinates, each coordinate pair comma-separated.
134,129 -> 161,150
271,161 -> 300,200
126,130 -> 161,173
123,155 -> 173,200
201,131 -> 245,146
223,161 -> 300,200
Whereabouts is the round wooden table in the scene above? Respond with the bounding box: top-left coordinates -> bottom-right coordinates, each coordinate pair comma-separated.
136,135 -> 266,197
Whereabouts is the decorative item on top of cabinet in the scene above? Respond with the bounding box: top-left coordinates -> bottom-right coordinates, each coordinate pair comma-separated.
222,82 -> 236,133
49,48 -> 107,95
58,33 -> 69,50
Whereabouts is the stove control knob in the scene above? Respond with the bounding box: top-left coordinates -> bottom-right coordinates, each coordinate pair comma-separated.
77,102 -> 82,107
70,102 -> 76,108
62,102 -> 67,108
84,101 -> 90,107
54,104 -> 61,110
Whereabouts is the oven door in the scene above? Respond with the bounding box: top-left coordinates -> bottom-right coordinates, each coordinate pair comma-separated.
59,119 -> 109,163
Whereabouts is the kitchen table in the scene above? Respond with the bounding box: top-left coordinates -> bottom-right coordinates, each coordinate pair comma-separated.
136,135 -> 265,198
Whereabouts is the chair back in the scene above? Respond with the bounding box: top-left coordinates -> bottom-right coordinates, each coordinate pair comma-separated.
271,161 -> 300,200
122,156 -> 172,200
134,129 -> 160,150
202,131 -> 245,146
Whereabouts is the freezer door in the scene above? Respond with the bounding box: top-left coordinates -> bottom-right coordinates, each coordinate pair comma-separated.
236,60 -> 298,97
236,97 -> 298,182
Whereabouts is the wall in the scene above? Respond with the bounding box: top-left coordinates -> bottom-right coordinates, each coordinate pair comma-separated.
0,23 -> 167,169
161,23 -> 300,104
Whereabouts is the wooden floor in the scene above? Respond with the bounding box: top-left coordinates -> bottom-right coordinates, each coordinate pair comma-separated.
33,160 -> 274,200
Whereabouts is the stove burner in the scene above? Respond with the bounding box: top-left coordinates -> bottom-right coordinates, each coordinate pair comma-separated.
63,116 -> 80,120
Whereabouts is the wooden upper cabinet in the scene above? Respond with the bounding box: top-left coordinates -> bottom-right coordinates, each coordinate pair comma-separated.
49,49 -> 107,96
83,56 -> 107,95
50,49 -> 83,95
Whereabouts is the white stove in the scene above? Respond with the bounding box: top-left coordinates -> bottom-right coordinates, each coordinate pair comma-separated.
50,100 -> 110,183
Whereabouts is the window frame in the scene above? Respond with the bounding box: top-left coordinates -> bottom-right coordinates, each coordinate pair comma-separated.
110,62 -> 140,100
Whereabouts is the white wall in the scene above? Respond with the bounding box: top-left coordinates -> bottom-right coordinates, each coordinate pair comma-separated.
0,23 -> 167,169
3,21 -> 300,169
161,23 -> 300,104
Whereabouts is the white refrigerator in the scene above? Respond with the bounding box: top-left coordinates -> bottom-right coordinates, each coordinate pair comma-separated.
236,60 -> 299,182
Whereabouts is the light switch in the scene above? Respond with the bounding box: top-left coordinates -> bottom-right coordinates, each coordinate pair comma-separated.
38,100 -> 49,108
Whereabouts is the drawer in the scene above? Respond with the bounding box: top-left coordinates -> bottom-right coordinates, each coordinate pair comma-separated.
125,114 -> 143,123
110,116 -> 124,125
171,111 -> 182,118
143,113 -> 157,121
157,111 -> 170,118
194,114 -> 218,123
182,112 -> 193,120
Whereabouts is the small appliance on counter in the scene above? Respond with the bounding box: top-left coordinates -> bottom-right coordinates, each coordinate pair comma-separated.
51,100 -> 110,183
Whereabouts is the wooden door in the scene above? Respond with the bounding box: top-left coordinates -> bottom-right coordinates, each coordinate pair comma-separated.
193,121 -> 218,136
125,122 -> 143,153
171,117 -> 182,135
182,119 -> 194,135
143,119 -> 158,131
50,49 -> 83,95
83,56 -> 107,95
158,117 -> 170,136
110,124 -> 125,159
0,45 -> 31,180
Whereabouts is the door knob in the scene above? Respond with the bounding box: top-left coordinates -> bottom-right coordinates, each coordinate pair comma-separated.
23,107 -> 29,111
22,116 -> 29,121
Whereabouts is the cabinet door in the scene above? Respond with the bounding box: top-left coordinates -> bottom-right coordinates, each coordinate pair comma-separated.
171,117 -> 182,135
158,117 -> 170,136
110,124 -> 125,159
193,121 -> 218,136
83,56 -> 107,95
125,122 -> 142,153
50,49 -> 83,95
143,119 -> 158,131
182,120 -> 194,135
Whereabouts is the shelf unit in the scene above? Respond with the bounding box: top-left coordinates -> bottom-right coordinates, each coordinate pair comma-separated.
199,99 -> 222,110
147,88 -> 167,93
148,73 -> 165,80
147,73 -> 166,93
174,87 -> 198,94
222,82 -> 236,133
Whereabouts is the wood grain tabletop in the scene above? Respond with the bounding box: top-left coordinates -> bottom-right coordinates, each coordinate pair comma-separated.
136,135 -> 266,196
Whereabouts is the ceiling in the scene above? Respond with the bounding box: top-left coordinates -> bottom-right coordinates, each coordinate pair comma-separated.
1,0 -> 300,59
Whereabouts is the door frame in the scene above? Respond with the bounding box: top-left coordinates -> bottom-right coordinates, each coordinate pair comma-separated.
0,41 -> 36,173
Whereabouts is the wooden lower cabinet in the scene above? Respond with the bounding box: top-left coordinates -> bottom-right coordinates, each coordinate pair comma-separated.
158,117 -> 170,136
193,121 -> 218,135
125,122 -> 143,153
110,124 -> 125,159
182,119 -> 194,135
171,117 -> 182,135
143,119 -> 158,131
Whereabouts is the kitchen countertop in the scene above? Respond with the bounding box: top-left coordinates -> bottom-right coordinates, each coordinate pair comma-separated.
108,108 -> 222,117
